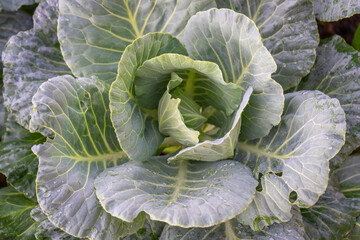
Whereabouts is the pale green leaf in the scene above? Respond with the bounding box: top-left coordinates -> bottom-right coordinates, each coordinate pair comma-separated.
168,87 -> 252,162
0,0 -> 40,11
301,185 -> 360,240
0,114 -> 45,201
109,33 -> 187,162
58,0 -> 215,83
134,54 -> 243,116
30,75 -> 143,239
158,74 -> 200,146
216,0 -> 319,90
298,36 -> 360,168
182,9 -> 284,140
30,206 -> 81,240
0,186 -> 37,240
95,158 -> 257,228
312,0 -> 360,21
2,0 -> 71,131
160,208 -> 305,240
334,154 -> 360,198
236,90 -> 346,230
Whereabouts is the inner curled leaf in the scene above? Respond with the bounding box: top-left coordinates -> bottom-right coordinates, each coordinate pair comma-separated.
134,53 -> 243,147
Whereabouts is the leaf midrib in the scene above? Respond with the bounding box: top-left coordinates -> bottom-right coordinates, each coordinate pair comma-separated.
168,160 -> 188,204
237,141 -> 289,160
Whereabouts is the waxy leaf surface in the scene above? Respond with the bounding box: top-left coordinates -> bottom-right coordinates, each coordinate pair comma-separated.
216,0 -> 319,90
236,91 -> 346,230
30,206 -> 81,240
0,187 -> 37,240
301,185 -> 360,240
298,36 -> 360,168
182,9 -> 284,140
58,0 -> 215,83
30,75 -> 142,239
160,208 -> 305,240
95,158 -> 257,228
0,114 -> 45,200
2,0 -> 71,131
110,33 -> 187,162
312,0 -> 360,21
334,154 -> 360,198
0,0 -> 40,11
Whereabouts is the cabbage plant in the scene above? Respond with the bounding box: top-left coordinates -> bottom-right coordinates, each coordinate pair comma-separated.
0,0 -> 360,239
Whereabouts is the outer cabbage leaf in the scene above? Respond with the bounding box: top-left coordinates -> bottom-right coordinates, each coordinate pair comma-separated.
0,186 -> 37,240
168,87 -> 252,162
30,206 -> 80,240
334,154 -> 360,198
0,82 -> 4,139
2,0 -> 71,131
124,217 -> 165,240
298,36 -> 360,168
0,0 -> 40,11
301,184 -> 360,240
216,0 -> 319,90
0,10 -> 32,65
0,114 -> 45,201
159,208 -> 305,240
235,90 -> 346,230
312,0 -> 360,21
182,9 -> 284,140
348,217 -> 360,240
58,0 -> 215,83
95,158 -> 257,228
30,75 -> 143,239
109,33 -> 188,162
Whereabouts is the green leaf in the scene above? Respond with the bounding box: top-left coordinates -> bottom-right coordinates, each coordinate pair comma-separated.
134,54 -> 243,115
158,74 -> 200,146
182,8 -> 284,140
0,186 -> 37,240
347,217 -> 360,240
30,75 -> 143,239
95,158 -> 257,228
334,154 -> 360,198
2,0 -> 71,131
124,216 -> 165,240
312,0 -> 360,21
58,0 -> 215,83
168,87 -> 252,162
216,0 -> 319,90
0,0 -> 40,11
301,185 -> 360,240
353,25 -> 360,51
30,206 -> 81,240
0,10 -> 32,65
159,208 -> 305,240
298,36 -> 360,168
0,114 -> 45,201
235,90 -> 346,230
109,33 -> 188,162
0,85 -> 4,140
